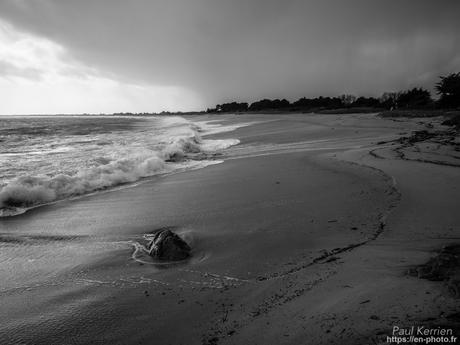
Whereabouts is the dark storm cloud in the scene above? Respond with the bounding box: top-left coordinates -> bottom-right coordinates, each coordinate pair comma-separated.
1,0 -> 459,106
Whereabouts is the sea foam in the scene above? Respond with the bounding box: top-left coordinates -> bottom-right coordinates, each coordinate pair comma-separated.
0,116 -> 244,216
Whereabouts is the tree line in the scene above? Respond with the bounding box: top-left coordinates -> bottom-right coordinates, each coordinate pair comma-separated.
207,72 -> 460,113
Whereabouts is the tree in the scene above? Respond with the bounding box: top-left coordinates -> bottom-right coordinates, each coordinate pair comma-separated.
215,102 -> 248,112
292,96 -> 343,109
340,94 -> 356,106
248,99 -> 291,111
396,88 -> 432,109
351,96 -> 380,108
435,72 -> 460,108
380,92 -> 400,109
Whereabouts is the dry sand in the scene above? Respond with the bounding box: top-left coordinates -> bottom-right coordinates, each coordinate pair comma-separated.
0,113 -> 459,345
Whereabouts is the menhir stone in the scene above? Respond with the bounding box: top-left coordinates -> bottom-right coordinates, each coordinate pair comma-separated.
147,229 -> 191,261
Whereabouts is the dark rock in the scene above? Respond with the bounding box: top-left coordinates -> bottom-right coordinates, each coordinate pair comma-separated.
409,244 -> 460,298
447,276 -> 460,299
409,245 -> 460,281
147,229 -> 191,261
442,113 -> 460,129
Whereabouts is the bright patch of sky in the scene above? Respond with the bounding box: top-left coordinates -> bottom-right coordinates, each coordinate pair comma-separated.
0,20 -> 201,115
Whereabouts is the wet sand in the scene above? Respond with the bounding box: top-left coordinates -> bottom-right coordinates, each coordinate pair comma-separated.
0,113 -> 459,344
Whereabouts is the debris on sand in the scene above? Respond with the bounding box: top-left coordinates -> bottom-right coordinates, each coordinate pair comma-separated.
397,130 -> 437,145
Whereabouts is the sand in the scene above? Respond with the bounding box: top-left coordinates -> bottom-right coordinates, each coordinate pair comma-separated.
0,113 -> 459,345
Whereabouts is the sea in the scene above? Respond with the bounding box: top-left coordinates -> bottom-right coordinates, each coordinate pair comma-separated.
0,115 -> 242,217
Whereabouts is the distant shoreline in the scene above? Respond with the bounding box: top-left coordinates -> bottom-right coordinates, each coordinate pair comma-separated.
2,107 -> 458,118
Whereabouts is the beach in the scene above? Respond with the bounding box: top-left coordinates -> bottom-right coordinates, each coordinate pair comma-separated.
0,113 -> 459,345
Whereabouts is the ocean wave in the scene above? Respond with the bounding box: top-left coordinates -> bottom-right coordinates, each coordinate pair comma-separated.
0,154 -> 166,211
0,116 -> 241,216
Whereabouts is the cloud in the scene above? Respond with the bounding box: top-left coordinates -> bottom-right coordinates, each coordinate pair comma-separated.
0,20 -> 202,114
0,20 -> 93,81
0,60 -> 43,80
0,0 -> 459,112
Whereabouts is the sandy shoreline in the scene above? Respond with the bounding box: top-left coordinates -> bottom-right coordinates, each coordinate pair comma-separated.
0,113 -> 459,345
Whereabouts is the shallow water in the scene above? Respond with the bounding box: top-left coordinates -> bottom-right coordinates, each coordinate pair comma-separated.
0,115 -> 243,216
0,114 -> 250,295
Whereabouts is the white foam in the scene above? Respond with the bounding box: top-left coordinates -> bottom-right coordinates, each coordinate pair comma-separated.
193,119 -> 256,136
0,116 -> 241,216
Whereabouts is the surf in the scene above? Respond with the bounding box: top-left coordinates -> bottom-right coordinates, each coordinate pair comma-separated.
0,116 -> 246,216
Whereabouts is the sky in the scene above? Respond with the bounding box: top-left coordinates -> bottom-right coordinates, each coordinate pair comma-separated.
0,0 -> 459,114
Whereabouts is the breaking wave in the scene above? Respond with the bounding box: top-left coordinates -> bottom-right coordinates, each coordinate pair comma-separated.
0,116 -> 244,216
